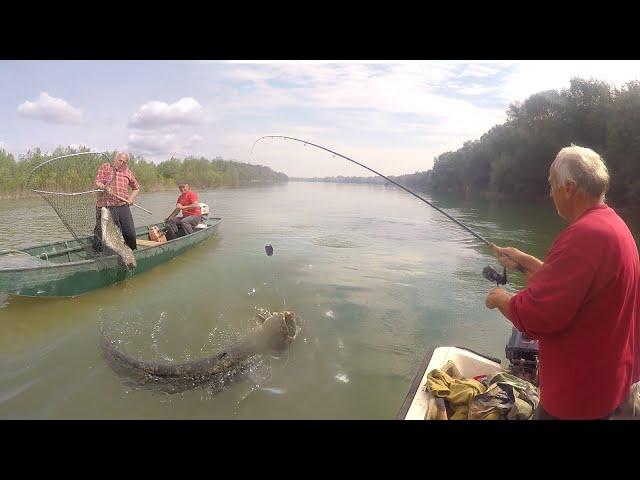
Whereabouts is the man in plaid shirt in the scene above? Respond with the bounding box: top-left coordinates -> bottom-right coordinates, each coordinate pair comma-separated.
92,152 -> 140,251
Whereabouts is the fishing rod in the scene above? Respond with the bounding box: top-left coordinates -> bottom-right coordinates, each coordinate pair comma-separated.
251,135 -> 508,286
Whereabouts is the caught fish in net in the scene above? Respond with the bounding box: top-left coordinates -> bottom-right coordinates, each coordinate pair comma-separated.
100,206 -> 136,269
25,151 -> 139,270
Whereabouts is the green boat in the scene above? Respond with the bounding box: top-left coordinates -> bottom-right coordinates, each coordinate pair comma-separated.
0,217 -> 222,298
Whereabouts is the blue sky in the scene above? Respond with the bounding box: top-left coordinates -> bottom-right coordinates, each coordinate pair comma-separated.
1,60 -> 639,177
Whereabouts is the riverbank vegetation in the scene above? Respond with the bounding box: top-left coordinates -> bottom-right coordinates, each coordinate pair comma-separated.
0,146 -> 288,198
428,78 -> 640,207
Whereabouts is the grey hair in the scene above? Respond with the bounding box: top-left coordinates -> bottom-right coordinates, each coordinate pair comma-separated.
113,151 -> 129,161
550,145 -> 609,199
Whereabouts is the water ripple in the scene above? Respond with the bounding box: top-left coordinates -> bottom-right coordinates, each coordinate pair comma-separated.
311,235 -> 362,248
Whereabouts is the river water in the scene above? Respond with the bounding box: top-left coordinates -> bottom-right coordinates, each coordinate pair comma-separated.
0,182 -> 637,419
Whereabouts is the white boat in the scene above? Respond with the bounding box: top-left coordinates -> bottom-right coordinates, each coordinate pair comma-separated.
398,340 -> 639,420
397,346 -> 505,420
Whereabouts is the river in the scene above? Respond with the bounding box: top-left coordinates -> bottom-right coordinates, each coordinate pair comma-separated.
0,182 -> 637,418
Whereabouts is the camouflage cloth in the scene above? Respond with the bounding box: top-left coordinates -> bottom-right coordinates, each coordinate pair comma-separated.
467,372 -> 539,420
426,365 -> 487,420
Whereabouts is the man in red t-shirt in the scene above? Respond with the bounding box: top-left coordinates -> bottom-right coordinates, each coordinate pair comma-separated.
166,181 -> 201,236
485,145 -> 639,420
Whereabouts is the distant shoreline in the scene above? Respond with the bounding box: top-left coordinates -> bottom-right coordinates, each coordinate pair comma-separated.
4,181 -> 637,215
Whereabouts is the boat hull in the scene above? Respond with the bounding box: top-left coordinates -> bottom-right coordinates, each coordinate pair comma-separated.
0,218 -> 221,297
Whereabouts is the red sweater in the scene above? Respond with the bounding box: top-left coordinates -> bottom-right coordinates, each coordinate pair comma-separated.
509,204 -> 639,419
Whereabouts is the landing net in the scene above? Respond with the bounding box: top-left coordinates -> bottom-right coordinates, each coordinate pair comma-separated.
25,151 -> 135,269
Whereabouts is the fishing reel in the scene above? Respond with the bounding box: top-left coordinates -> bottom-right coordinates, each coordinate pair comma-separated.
482,265 -> 507,286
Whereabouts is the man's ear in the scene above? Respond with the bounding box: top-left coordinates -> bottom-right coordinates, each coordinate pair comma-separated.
565,180 -> 578,196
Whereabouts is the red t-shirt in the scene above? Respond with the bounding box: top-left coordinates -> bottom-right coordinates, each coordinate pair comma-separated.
509,204 -> 640,419
177,190 -> 201,218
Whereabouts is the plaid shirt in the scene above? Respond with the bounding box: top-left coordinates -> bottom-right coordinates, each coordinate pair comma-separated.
95,162 -> 140,208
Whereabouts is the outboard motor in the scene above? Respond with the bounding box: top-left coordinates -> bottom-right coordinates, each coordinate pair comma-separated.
191,203 -> 210,230
199,202 -> 210,220
505,327 -> 539,385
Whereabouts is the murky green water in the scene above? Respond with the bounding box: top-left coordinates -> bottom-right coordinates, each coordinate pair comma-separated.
0,183 -> 637,418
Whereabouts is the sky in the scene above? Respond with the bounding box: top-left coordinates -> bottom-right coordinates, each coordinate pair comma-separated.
1,60 -> 639,178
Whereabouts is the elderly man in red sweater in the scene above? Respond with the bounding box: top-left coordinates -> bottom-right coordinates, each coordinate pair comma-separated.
485,145 -> 639,420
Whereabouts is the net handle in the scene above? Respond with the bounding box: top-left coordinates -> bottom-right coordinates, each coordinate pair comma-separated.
32,189 -> 104,196
106,191 -> 153,215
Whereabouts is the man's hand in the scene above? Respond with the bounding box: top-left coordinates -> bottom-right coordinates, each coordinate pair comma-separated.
490,243 -> 525,272
176,203 -> 184,209
485,287 -> 510,309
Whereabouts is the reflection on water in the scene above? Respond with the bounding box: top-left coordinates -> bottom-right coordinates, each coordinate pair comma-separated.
0,183 -> 637,419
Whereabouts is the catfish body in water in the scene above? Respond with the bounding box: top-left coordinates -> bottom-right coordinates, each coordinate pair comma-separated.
101,311 -> 299,394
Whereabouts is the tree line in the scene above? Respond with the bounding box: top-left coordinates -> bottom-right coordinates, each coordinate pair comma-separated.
425,78 -> 640,206
0,146 -> 288,198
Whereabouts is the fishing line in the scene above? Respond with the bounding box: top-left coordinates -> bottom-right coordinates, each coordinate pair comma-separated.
264,244 -> 287,314
252,135 -> 510,285
251,135 -> 492,246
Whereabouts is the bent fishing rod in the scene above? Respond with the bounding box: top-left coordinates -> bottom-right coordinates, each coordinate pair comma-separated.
251,135 -> 508,286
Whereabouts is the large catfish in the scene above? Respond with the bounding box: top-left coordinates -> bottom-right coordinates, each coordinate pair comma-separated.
100,206 -> 136,270
101,310 -> 298,394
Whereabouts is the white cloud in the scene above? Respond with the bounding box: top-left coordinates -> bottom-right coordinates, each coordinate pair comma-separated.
185,134 -> 203,148
455,84 -> 502,96
500,60 -> 640,103
459,62 -> 507,78
129,97 -> 205,129
17,92 -> 84,124
127,132 -> 210,161
68,143 -> 90,150
214,62 -> 507,131
127,133 -> 179,155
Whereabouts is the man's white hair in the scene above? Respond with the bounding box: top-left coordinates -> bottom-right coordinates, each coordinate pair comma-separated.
114,151 -> 129,161
551,145 -> 609,199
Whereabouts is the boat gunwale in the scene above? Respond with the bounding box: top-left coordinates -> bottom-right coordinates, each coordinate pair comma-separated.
396,346 -> 435,420
0,217 -> 222,273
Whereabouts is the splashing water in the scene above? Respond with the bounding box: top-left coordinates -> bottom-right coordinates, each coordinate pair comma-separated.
261,387 -> 286,395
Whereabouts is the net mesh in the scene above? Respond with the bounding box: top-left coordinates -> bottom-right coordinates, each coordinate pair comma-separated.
25,151 -> 135,269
